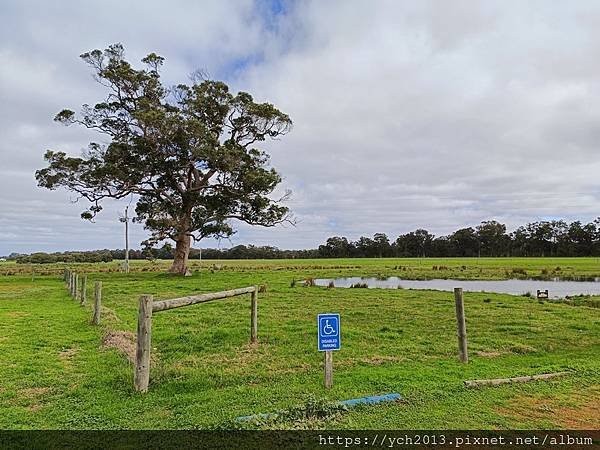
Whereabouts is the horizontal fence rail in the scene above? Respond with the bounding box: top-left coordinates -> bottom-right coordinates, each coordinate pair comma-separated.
152,286 -> 257,312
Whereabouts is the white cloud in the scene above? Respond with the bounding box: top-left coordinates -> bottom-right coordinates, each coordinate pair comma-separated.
1,0 -> 600,254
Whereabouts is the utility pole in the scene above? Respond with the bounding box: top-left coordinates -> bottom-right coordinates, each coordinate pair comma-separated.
120,206 -> 130,273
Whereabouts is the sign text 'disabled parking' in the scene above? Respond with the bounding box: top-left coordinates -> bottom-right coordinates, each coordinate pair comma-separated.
318,313 -> 340,351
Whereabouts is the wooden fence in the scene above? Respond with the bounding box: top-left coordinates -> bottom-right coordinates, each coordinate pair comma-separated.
134,286 -> 259,392
64,269 -> 103,325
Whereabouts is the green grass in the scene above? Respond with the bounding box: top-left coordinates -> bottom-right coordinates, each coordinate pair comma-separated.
0,258 -> 598,429
3,256 -> 600,280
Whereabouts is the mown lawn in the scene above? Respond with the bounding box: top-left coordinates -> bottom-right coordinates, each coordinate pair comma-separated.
0,258 -> 598,429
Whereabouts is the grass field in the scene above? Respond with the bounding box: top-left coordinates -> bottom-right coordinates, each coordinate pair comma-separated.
0,258 -> 598,429
3,256 -> 600,279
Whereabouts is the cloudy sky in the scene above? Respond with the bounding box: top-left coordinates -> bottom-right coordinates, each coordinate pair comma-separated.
1,0 -> 600,255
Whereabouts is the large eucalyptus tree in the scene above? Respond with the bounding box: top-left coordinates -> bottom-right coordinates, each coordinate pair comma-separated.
36,44 -> 292,275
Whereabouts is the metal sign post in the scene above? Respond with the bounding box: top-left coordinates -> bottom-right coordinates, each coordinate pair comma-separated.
318,313 -> 340,388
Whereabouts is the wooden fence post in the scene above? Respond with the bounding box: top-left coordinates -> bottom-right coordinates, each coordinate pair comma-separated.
134,295 -> 153,392
80,276 -> 87,305
324,351 -> 333,388
92,281 -> 102,325
250,286 -> 258,344
74,274 -> 79,299
454,287 -> 468,363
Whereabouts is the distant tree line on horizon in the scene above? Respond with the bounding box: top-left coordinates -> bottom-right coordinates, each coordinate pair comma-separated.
8,218 -> 600,263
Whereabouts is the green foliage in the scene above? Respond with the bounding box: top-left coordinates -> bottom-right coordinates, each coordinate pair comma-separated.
16,251 -> 113,264
315,218 -> 600,259
511,268 -> 528,277
264,396 -> 348,426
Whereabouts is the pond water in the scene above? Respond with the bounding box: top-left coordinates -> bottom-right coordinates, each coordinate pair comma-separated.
313,276 -> 600,298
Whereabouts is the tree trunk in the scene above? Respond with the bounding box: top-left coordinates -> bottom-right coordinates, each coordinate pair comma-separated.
170,233 -> 191,276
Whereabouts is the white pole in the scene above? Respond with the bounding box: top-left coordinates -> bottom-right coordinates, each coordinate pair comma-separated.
124,205 -> 130,274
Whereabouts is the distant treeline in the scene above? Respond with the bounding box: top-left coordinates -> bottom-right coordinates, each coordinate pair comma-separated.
8,219 -> 600,263
9,247 -> 179,264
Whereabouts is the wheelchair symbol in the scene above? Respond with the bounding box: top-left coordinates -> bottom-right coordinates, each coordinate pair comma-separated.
320,317 -> 338,337
322,320 -> 336,335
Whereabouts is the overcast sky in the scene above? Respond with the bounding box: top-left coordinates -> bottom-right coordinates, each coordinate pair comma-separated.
1,0 -> 600,255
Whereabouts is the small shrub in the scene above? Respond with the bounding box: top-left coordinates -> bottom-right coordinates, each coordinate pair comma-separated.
258,284 -> 267,293
276,396 -> 348,423
511,268 -> 527,276
228,396 -> 348,430
483,298 -> 491,303
327,281 -> 335,289
290,279 -> 297,288
522,291 -> 532,297
541,268 -> 549,275
350,282 -> 368,288
304,278 -> 315,287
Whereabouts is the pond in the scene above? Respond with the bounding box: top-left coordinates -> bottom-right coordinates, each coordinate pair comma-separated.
313,276 -> 600,298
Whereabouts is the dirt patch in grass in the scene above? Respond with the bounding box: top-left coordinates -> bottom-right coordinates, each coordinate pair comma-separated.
5,311 -> 29,318
559,401 -> 600,429
358,355 -> 405,365
100,306 -> 120,322
6,387 -> 51,410
14,387 -> 52,412
19,387 -> 51,398
507,343 -> 537,354
58,347 -> 78,369
102,330 -> 136,363
497,386 -> 600,429
59,347 -> 78,360
475,351 -> 503,358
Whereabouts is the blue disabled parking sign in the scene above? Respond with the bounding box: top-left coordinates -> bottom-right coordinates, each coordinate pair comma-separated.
318,313 -> 341,351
